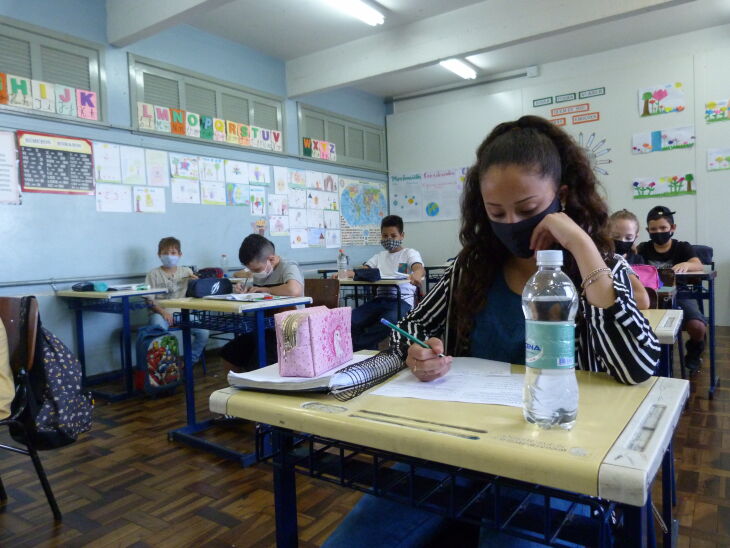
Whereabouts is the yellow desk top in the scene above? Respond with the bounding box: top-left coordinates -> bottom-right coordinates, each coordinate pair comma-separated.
641,308 -> 683,345
56,288 -> 166,299
339,278 -> 412,286
211,364 -> 688,505
160,296 -> 312,314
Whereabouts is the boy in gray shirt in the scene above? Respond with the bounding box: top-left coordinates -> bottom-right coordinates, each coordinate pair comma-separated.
221,234 -> 304,372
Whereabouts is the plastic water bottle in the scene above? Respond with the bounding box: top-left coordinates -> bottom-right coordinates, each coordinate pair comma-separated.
337,249 -> 348,280
220,254 -> 229,277
522,250 -> 579,430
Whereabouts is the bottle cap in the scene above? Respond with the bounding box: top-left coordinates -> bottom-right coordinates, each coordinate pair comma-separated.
536,250 -> 563,266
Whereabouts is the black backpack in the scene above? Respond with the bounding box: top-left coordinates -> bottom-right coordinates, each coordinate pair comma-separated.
10,298 -> 93,450
186,277 -> 232,298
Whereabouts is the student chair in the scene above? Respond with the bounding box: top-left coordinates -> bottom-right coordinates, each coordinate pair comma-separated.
644,287 -> 659,309
0,296 -> 62,521
304,278 -> 340,308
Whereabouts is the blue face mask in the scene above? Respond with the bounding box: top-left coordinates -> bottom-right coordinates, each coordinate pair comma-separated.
160,254 -> 180,268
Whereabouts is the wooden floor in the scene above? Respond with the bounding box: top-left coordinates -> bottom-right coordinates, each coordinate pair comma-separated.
0,328 -> 728,547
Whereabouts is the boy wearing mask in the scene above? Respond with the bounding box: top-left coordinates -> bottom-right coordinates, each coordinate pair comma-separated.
145,236 -> 209,364
342,215 -> 425,351
637,206 -> 706,372
221,234 -> 304,372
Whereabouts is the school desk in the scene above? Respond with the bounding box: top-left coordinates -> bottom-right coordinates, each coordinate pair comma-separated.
160,295 -> 312,465
338,278 -> 413,318
642,308 -> 683,378
56,288 -> 166,401
210,368 -> 689,547
674,266 -> 718,397
423,264 -> 451,292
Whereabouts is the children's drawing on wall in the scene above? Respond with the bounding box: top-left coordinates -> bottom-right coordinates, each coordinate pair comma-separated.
248,163 -> 271,185
288,187 -> 307,209
250,187 -> 267,216
273,166 -> 288,194
120,146 -> 146,186
200,181 -> 226,205
704,100 -> 729,123
224,159 -> 248,184
289,169 -> 306,188
325,229 -> 341,249
250,219 -> 267,236
638,83 -> 685,117
145,149 -> 169,187
631,126 -> 695,154
289,208 -> 307,229
133,186 -> 165,213
199,157 -> 224,182
324,210 -> 340,229
323,173 -> 336,192
171,180 -> 200,204
306,171 -> 323,190
632,173 -> 695,199
268,194 -> 288,216
96,183 -> 131,213
577,132 -> 612,175
169,154 -> 199,180
290,228 -> 308,249
308,228 -> 326,248
707,148 -> 730,171
92,142 -> 122,183
269,216 -> 290,236
226,183 -> 250,206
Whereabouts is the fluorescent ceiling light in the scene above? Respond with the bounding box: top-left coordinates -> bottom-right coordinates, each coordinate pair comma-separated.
439,59 -> 477,80
322,0 -> 385,26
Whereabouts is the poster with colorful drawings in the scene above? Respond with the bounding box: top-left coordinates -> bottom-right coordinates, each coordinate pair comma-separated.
307,189 -> 328,210
420,168 -> 462,221
389,173 -> 423,222
145,149 -> 169,187
268,194 -> 288,216
631,126 -> 695,154
290,228 -> 308,249
92,142 -> 122,183
288,169 -> 306,188
704,100 -> 729,123
226,183 -> 250,206
707,148 -> 730,171
632,173 -> 696,199
171,179 -> 200,204
324,210 -> 340,230
325,230 -> 341,249
638,83 -> 685,117
306,170 -> 323,189
248,163 -> 271,185
270,215 -> 289,236
96,183 -> 131,213
307,228 -> 326,248
289,208 -> 307,229
199,157 -> 224,182
200,181 -> 227,205
322,173 -> 337,192
273,166 -> 288,194
120,146 -> 146,185
250,186 -> 266,216
133,186 -> 165,213
169,153 -> 199,180
224,159 -> 248,183
307,209 -> 325,229
323,192 -> 338,211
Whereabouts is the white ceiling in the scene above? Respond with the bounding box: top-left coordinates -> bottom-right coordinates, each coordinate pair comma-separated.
193,0 -> 485,60
110,0 -> 730,99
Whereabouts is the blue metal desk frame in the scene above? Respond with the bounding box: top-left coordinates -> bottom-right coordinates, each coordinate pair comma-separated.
266,427 -> 670,548
170,299 -> 310,466
59,291 -> 163,402
675,269 -> 719,398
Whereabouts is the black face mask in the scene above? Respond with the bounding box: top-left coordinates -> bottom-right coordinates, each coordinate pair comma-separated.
613,239 -> 634,255
489,195 -> 562,258
649,231 -> 673,245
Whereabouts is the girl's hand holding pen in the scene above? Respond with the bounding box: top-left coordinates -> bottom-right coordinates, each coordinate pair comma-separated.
406,337 -> 452,382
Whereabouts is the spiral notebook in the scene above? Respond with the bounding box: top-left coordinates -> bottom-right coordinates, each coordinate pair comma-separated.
227,351 -> 406,400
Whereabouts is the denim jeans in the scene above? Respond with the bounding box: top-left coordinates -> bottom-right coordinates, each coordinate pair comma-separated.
149,313 -> 208,364
351,297 -> 412,351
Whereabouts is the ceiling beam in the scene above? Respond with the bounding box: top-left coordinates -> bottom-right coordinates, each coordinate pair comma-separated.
286,0 -> 693,97
106,0 -> 237,47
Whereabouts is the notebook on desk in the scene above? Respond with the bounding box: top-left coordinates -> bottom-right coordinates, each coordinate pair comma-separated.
203,293 -> 284,301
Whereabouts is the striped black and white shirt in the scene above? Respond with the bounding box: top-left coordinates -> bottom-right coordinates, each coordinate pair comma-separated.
390,256 -> 660,385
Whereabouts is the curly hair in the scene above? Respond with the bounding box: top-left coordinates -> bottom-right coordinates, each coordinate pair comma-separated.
453,115 -> 612,353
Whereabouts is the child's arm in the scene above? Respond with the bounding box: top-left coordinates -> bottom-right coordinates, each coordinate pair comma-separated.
628,275 -> 650,310
249,279 -> 303,297
672,257 -> 704,273
409,263 -> 425,286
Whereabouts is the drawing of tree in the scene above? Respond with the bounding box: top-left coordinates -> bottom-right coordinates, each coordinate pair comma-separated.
685,174 -> 694,192
642,92 -> 653,116
652,89 -> 668,114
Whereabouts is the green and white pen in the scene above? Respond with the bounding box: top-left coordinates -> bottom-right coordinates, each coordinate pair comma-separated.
379,318 -> 446,358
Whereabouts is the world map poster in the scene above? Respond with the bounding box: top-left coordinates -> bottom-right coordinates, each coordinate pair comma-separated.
338,178 -> 388,246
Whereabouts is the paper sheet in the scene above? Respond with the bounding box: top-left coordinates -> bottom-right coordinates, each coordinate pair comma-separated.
0,131 -> 20,205
372,359 -> 522,407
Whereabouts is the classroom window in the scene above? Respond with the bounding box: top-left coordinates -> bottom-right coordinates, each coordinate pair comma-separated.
130,54 -> 284,150
298,104 -> 386,171
0,17 -> 106,123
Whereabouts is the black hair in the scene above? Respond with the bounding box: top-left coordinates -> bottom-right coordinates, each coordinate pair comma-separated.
647,205 -> 675,225
239,234 -> 275,265
381,215 -> 404,233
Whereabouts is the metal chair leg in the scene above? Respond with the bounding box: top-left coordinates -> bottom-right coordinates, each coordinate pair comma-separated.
26,442 -> 62,521
0,474 -> 7,501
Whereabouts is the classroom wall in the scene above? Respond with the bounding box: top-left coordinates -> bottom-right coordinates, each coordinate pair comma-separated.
387,23 -> 730,326
0,0 -> 387,374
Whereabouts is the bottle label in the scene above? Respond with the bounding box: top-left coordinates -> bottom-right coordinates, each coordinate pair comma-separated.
525,320 -> 575,369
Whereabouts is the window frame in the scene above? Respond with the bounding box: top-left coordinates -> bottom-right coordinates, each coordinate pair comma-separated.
297,103 -> 387,172
128,54 -> 286,154
0,16 -> 108,126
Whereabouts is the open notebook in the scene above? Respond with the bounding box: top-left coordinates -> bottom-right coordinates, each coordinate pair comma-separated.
203,292 -> 286,301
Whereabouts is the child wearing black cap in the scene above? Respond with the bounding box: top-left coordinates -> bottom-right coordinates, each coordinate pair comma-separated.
637,206 -> 706,372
